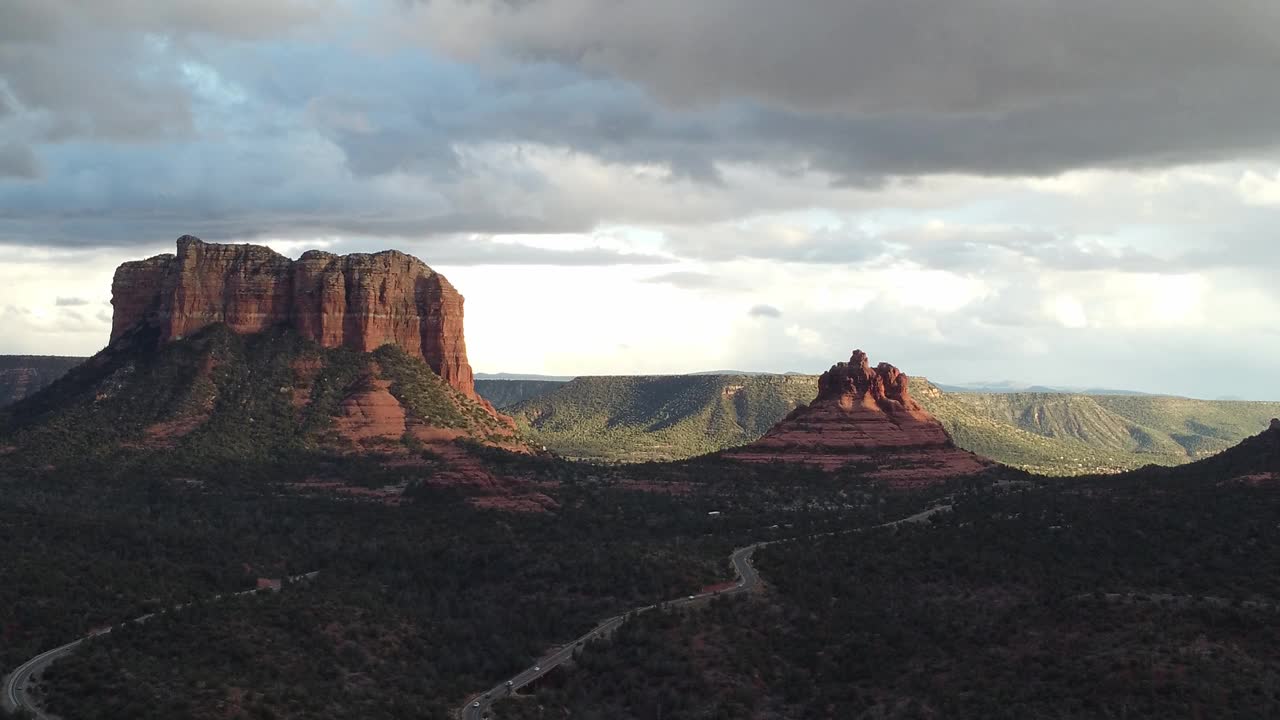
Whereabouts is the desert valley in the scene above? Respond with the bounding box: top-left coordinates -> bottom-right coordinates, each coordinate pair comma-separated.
2,237 -> 1279,720
5,4 -> 1280,717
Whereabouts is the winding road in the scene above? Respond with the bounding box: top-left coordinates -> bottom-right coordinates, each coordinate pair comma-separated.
458,504 -> 948,720
2,572 -> 319,719
2,504 -> 948,720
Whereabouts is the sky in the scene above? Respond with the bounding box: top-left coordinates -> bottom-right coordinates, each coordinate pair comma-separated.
2,1 -> 1280,399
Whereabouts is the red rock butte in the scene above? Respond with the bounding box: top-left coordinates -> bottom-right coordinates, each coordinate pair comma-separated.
111,235 -> 479,401
724,349 -> 993,486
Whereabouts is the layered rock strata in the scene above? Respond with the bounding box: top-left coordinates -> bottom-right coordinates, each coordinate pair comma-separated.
724,350 -> 992,485
111,236 -> 479,401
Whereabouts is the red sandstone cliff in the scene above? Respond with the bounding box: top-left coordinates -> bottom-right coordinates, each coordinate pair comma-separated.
724,350 -> 993,486
111,236 -> 480,402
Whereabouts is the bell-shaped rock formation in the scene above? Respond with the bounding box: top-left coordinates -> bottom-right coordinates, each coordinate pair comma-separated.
724,349 -> 993,486
111,236 -> 482,404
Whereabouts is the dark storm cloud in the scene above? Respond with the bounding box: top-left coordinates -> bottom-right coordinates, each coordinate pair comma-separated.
5,0 -> 1280,259
405,0 -> 1280,178
0,0 -> 323,45
417,0 -> 1279,114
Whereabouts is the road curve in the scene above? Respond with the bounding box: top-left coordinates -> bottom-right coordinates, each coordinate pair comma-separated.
2,571 -> 319,718
3,639 -> 83,719
458,504 -> 947,720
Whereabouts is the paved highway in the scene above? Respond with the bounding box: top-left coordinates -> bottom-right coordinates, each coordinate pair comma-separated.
3,638 -> 83,719
2,571 -> 319,718
458,504 -> 947,719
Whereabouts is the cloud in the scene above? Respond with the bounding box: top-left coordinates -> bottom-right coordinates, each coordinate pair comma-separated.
0,0 -> 338,213
1,303 -> 106,336
1238,170 -> 1280,206
748,304 -> 782,318
422,237 -> 673,266
11,2 -> 1279,257
400,1 -> 1280,178
0,1 -> 1278,399
0,144 -> 40,178
200,232 -> 671,267
54,296 -> 90,306
664,218 -> 885,263
653,211 -> 1280,276
642,271 -> 724,290
407,1 -> 1275,115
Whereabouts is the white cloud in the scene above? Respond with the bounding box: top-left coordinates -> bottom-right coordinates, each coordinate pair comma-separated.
1046,295 -> 1088,329
1238,169 -> 1280,206
0,1 -> 1278,398
783,324 -> 824,350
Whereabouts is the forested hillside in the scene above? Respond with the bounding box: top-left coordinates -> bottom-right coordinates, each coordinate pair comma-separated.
475,379 -> 567,408
0,355 -> 86,407
507,374 -> 1280,474
509,374 -> 818,462
501,428 -> 1280,719
11,354 -> 1278,475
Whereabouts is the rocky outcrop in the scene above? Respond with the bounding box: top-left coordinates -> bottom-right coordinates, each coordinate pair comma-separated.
111,236 -> 480,401
724,350 -> 993,486
334,378 -> 409,444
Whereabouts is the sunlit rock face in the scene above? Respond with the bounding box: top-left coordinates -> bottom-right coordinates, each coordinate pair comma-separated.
110,235 -> 479,401
724,349 -> 993,486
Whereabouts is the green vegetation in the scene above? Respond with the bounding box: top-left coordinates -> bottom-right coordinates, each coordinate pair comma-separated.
475,379 -> 567,409
509,374 -> 817,462
2,437 -> 902,719
6,327 -> 1279,719
504,436 -> 1280,719
919,383 -> 1280,474
4,327 -> 943,720
11,351 -> 1277,476
31,487 -> 731,720
1094,394 -> 1280,455
0,355 -> 86,407
373,344 -> 513,440
0,324 -> 508,468
505,374 -> 1280,475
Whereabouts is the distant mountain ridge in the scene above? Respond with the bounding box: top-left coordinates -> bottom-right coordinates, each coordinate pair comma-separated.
476,372 -> 576,381
491,373 -> 1280,474
475,379 -> 568,409
934,380 -> 1150,395
0,356 -> 87,407
508,374 -> 819,462
8,354 -> 1279,475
